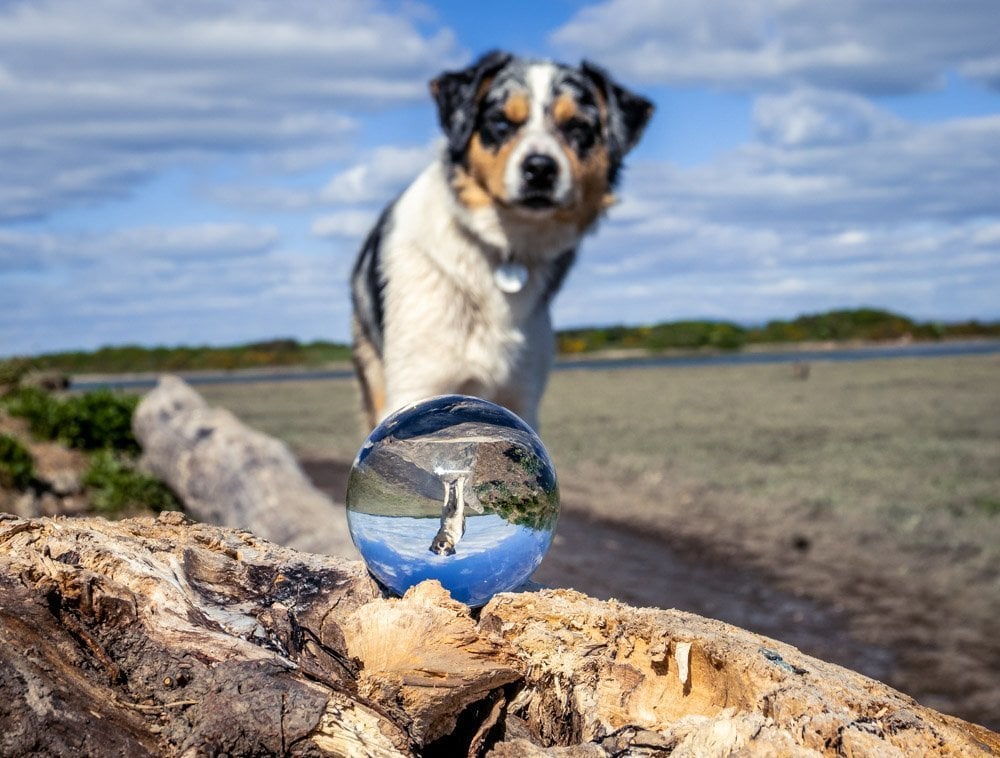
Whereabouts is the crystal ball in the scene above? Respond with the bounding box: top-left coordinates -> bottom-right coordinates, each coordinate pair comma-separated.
346,395 -> 560,607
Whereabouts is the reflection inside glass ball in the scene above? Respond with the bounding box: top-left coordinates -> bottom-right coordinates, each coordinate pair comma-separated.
346,395 -> 560,607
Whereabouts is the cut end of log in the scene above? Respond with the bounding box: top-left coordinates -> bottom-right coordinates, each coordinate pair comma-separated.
132,375 -> 357,557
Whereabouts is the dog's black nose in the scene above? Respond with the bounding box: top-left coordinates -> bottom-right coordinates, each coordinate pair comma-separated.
521,153 -> 558,190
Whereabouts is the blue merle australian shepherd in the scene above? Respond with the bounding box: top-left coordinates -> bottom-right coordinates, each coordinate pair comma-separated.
351,51 -> 653,430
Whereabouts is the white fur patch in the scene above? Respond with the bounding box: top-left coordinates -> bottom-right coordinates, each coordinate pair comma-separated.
504,63 -> 574,208
377,160 -> 560,429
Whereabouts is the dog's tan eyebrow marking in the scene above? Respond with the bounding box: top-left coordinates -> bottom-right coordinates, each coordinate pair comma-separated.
552,94 -> 579,125
503,93 -> 530,124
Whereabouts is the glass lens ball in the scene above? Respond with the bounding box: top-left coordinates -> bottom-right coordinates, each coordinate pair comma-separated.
346,395 -> 560,607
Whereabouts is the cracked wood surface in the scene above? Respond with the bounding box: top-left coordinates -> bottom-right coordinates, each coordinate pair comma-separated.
1,512 -> 997,756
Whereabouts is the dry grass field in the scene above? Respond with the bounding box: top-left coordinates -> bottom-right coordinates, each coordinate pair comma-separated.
199,353 -> 1000,729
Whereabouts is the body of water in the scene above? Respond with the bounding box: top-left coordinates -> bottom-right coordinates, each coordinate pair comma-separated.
71,339 -> 1000,391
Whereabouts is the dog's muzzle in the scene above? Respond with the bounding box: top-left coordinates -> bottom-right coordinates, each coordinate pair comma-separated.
518,153 -> 562,209
506,132 -> 573,211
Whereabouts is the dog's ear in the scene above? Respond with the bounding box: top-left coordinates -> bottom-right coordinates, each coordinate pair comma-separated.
581,61 -> 654,176
430,50 -> 513,161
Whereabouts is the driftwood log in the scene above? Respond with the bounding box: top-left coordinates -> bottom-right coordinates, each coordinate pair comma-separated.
133,375 -> 356,558
3,376 -> 996,755
1,513 -> 997,756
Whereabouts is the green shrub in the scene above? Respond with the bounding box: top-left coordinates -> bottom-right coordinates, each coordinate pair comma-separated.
708,323 -> 747,350
0,433 -> 36,490
973,496 -> 1000,517
83,450 -> 180,517
2,387 -> 140,453
2,386 -> 62,439
59,390 -> 140,453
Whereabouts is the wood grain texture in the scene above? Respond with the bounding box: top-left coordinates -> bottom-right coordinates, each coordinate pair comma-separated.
1,512 -> 996,756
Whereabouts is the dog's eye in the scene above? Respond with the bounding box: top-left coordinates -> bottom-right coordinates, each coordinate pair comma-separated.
477,107 -> 521,149
484,110 -> 514,139
561,118 -> 597,152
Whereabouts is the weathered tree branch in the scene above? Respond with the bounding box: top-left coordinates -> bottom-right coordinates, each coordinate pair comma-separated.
132,375 -> 355,557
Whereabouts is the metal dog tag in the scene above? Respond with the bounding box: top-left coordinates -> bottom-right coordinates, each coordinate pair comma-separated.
494,262 -> 529,293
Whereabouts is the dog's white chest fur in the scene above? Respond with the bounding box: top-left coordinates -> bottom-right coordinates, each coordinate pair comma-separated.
378,161 -> 564,426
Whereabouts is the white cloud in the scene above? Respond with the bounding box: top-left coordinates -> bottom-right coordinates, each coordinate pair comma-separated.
962,56 -> 1000,89
311,209 -> 380,239
1,223 -> 278,273
752,89 -> 901,148
552,101 -> 1000,327
205,141 -> 437,216
614,108 -> 1000,230
320,143 -> 438,204
0,222 -> 350,354
307,141 -> 438,242
551,0 -> 1000,94
0,0 -> 461,222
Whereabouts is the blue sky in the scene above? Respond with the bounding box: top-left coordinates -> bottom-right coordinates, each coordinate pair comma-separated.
2,0 -> 999,357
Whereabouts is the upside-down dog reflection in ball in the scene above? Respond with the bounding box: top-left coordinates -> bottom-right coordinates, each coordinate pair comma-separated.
345,395 -> 559,607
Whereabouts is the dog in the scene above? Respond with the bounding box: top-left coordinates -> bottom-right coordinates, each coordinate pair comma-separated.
350,51 -> 653,430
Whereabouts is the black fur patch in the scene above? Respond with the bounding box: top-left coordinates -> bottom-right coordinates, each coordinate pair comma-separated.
475,70 -> 527,152
430,50 -> 513,165
581,61 -> 654,185
551,70 -> 603,158
541,248 -> 578,307
350,203 -> 395,356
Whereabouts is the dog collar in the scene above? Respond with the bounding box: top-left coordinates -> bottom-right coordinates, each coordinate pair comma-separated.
494,262 -> 529,293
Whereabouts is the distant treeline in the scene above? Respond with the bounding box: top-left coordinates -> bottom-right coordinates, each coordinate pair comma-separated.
557,308 -> 1000,354
2,339 -> 352,378
3,310 -> 999,377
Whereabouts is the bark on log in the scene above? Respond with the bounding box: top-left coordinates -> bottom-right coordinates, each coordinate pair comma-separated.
132,375 -> 356,557
1,513 -> 997,757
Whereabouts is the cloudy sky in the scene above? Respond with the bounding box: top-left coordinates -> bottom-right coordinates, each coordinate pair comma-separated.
2,0 -> 999,357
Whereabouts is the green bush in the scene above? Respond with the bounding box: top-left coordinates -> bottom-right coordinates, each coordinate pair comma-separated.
708,323 -> 747,350
0,433 -> 36,490
59,390 -> 140,453
2,387 -> 140,453
973,496 -> 1000,517
83,450 -> 180,517
20,338 -> 354,374
2,387 -> 61,438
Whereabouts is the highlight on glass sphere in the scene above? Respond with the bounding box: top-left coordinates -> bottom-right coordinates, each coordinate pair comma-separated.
345,395 -> 560,607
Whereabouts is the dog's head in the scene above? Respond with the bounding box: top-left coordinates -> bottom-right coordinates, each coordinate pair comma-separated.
431,51 -> 653,229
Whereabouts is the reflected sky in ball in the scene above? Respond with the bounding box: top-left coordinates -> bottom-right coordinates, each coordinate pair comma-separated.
348,512 -> 552,607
